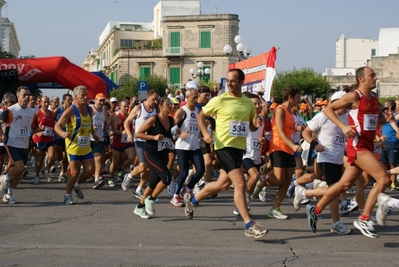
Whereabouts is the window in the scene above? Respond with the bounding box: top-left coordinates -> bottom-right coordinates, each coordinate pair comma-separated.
170,32 -> 180,47
200,31 -> 211,48
371,49 -> 376,57
140,67 -> 151,80
120,39 -> 133,48
169,67 -> 180,85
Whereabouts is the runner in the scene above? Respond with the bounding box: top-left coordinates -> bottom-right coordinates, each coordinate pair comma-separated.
0,93 -> 16,175
305,67 -> 389,238
54,85 -> 99,205
183,68 -> 267,239
0,86 -> 43,204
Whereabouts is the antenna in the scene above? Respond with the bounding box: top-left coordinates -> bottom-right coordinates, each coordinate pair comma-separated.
113,1 -> 117,21
214,7 -> 217,14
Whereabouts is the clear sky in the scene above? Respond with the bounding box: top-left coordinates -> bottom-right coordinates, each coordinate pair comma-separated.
4,0 -> 399,74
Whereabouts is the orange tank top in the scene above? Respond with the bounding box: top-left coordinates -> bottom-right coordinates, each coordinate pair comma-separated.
269,105 -> 295,155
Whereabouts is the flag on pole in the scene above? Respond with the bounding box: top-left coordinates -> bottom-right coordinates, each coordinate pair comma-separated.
263,46 -> 277,101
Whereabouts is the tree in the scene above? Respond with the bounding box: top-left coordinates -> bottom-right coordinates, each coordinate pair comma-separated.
110,74 -> 168,100
272,68 -> 331,101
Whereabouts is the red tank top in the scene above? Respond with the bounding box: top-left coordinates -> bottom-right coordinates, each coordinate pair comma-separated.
112,112 -> 130,147
33,109 -> 55,143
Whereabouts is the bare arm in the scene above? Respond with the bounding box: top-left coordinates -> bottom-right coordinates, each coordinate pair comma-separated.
136,116 -> 161,141
124,105 -> 140,142
54,107 -> 72,139
197,110 -> 212,144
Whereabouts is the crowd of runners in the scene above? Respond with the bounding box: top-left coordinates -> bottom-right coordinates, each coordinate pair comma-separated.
0,67 -> 397,239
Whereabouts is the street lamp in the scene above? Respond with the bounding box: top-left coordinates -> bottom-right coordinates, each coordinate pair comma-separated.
189,61 -> 210,82
223,35 -> 252,62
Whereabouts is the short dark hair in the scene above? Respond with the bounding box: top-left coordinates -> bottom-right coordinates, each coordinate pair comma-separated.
355,66 -> 371,84
228,68 -> 245,81
281,86 -> 300,102
16,86 -> 29,96
62,93 -> 72,100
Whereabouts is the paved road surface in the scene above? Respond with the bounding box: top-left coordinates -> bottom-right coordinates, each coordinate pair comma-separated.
0,169 -> 398,267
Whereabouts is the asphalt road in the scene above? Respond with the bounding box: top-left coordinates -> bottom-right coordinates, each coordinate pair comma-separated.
0,168 -> 398,267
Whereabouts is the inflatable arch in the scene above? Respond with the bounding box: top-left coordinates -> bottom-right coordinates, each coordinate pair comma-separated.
0,56 -> 107,99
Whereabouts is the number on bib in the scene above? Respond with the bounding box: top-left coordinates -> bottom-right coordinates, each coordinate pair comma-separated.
77,136 -> 89,147
157,138 -> 175,151
43,126 -> 53,136
121,134 -> 129,143
363,114 -> 378,131
228,121 -> 249,137
19,126 -> 29,137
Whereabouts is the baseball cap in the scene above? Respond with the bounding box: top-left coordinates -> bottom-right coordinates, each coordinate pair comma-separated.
270,103 -> 277,110
315,99 -> 324,106
95,93 -> 107,100
330,91 -> 346,102
186,80 -> 199,90
198,87 -> 211,93
300,103 -> 308,111
110,97 -> 118,103
170,97 -> 179,104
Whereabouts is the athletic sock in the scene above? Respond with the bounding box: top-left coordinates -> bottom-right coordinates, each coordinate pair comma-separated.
244,220 -> 252,230
315,205 -> 322,215
149,196 -> 156,201
7,187 -> 13,195
191,195 -> 199,205
136,186 -> 142,192
137,203 -> 145,208
360,213 -> 370,221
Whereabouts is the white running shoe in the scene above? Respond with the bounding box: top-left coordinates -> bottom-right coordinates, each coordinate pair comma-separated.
293,186 -> 306,211
3,193 -> 16,204
376,193 -> 391,226
144,196 -> 156,216
167,179 -> 177,197
170,195 -> 183,207
331,220 -> 351,235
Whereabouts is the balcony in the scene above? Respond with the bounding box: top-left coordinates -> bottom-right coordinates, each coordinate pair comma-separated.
163,47 -> 185,57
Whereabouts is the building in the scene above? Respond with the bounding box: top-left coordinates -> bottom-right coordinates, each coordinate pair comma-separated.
82,0 -> 239,89
0,0 -> 5,36
1,17 -> 20,57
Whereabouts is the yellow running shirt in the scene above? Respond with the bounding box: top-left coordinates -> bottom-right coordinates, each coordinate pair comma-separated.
65,108 -> 92,156
202,92 -> 255,150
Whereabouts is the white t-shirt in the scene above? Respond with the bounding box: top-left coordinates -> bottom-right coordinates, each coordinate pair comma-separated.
306,112 -> 348,165
3,104 -> 35,149
292,114 -> 306,143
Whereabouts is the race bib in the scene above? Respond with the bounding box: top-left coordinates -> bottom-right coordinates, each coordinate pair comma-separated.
94,124 -> 103,131
43,126 -> 53,136
188,124 -> 199,134
77,136 -> 89,147
228,121 -> 249,137
333,135 -> 345,146
363,114 -> 378,131
158,137 -> 174,151
251,138 -> 262,151
121,134 -> 129,143
19,126 -> 29,137
373,142 -> 382,154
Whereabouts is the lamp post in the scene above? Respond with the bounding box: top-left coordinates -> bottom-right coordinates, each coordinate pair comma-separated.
189,61 -> 210,82
223,35 -> 252,62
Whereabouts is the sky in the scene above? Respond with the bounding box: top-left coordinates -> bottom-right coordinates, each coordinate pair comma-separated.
3,0 -> 399,76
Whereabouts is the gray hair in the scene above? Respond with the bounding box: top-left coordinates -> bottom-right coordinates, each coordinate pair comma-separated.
51,96 -> 59,102
3,92 -> 16,103
185,88 -> 198,98
73,85 -> 87,96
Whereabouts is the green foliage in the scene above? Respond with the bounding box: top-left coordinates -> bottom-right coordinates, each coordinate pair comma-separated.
110,74 -> 168,100
272,68 -> 331,100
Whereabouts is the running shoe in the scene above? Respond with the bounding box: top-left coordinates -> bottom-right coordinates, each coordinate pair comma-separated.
0,175 -> 10,194
340,200 -> 350,215
293,186 -> 306,211
286,177 -> 295,197
268,207 -> 288,219
108,178 -> 115,187
22,168 -> 28,177
331,220 -> 351,235
170,195 -> 183,207
376,193 -> 391,226
251,186 -> 261,201
144,196 -> 155,216
73,186 -> 84,199
167,179 -> 177,197
93,178 -> 105,189
353,217 -> 379,238
306,204 -> 319,233
193,183 -> 201,195
390,183 -> 396,191
3,193 -> 16,204
347,199 -> 359,213
244,221 -> 268,239
132,189 -> 143,199
63,194 -> 74,205
45,170 -> 52,182
259,189 -> 267,202
184,193 -> 195,219
134,205 -> 150,219
58,173 -> 68,183
121,173 -> 132,191
233,207 -> 240,216
50,165 -> 57,173
33,176 -> 40,185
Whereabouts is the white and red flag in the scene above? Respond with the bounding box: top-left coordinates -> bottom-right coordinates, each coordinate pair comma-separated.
263,46 -> 277,101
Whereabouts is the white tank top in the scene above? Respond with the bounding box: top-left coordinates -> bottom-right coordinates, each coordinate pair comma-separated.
6,104 -> 35,149
243,117 -> 264,164
134,103 -> 157,142
175,106 -> 200,151
90,105 -> 106,141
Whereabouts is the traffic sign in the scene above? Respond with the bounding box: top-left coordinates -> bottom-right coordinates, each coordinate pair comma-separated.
138,81 -> 148,101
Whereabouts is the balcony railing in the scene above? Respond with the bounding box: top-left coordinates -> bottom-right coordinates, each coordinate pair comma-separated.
163,47 -> 185,57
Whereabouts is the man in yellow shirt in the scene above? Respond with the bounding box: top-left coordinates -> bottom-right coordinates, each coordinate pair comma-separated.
183,68 -> 267,239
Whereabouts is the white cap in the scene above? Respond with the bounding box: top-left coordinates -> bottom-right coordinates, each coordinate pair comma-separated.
110,97 -> 118,102
331,91 -> 346,102
186,80 -> 199,90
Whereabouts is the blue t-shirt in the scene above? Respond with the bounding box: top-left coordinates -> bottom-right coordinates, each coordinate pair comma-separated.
382,120 -> 399,143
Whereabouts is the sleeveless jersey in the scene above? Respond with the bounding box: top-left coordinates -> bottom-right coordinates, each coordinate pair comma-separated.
112,112 -> 130,147
33,109 -> 55,143
243,116 -> 264,164
90,105 -> 106,141
175,106 -> 200,151
145,116 -> 174,154
346,90 -> 380,164
269,105 -> 295,155
5,104 -> 35,149
65,107 -> 92,156
134,103 -> 157,142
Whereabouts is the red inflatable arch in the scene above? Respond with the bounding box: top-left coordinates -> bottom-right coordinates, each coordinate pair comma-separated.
0,56 -> 107,99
